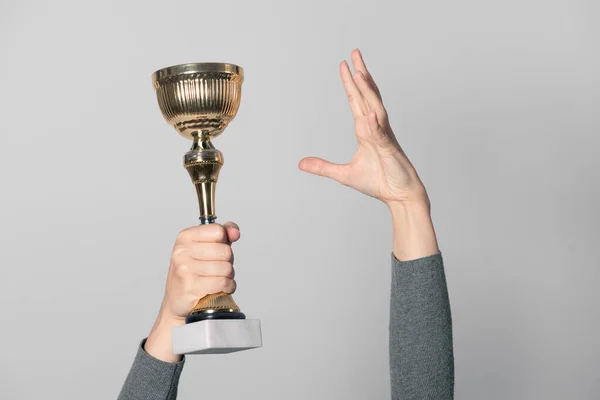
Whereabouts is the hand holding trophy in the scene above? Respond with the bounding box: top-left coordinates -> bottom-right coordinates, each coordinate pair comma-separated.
152,62 -> 262,355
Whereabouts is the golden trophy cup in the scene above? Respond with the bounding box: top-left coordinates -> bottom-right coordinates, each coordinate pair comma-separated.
152,62 -> 262,355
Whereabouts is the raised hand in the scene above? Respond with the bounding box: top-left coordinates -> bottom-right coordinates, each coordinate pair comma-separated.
299,49 -> 428,208
299,49 -> 438,261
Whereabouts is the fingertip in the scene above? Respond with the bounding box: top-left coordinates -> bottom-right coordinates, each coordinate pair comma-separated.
228,229 -> 241,243
223,221 -> 239,231
298,157 -> 315,173
298,158 -> 307,170
223,221 -> 241,242
340,60 -> 351,74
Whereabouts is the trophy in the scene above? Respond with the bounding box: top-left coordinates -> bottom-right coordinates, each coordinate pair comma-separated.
152,62 -> 262,355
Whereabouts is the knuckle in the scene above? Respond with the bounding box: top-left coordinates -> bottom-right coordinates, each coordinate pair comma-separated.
171,245 -> 185,260
171,248 -> 183,263
177,226 -> 196,241
174,261 -> 190,276
176,230 -> 189,244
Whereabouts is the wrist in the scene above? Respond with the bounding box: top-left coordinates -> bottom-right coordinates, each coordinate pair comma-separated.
145,307 -> 185,363
384,181 -> 431,211
387,196 -> 431,216
388,198 -> 439,262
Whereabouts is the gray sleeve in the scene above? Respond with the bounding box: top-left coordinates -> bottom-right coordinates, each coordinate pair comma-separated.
389,252 -> 454,400
118,339 -> 185,400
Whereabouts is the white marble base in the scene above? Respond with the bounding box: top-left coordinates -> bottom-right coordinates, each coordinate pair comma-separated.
172,319 -> 262,355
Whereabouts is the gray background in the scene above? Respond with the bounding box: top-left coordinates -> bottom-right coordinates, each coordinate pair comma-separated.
0,0 -> 598,399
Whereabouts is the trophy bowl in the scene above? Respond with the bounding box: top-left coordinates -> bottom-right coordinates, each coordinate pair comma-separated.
152,62 -> 244,139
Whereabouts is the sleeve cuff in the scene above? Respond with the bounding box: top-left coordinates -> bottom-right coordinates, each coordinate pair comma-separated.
391,251 -> 443,266
137,338 -> 186,369
118,339 -> 185,400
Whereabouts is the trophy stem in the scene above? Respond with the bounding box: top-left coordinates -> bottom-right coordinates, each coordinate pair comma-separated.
185,132 -> 222,225
192,132 -> 216,151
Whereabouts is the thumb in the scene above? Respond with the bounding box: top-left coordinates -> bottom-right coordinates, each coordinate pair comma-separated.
298,157 -> 349,185
222,221 -> 240,243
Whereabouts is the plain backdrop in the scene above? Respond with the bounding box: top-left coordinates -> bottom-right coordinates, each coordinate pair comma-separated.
1,0 -> 599,399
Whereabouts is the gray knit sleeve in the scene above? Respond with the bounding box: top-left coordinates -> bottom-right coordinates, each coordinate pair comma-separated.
389,252 -> 454,400
118,339 -> 185,400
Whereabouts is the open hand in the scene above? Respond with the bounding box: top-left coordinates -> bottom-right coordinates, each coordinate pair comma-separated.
299,49 -> 428,208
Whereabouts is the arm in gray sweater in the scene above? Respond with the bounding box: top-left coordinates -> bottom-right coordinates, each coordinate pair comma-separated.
118,252 -> 454,399
390,252 -> 454,399
117,339 -> 184,400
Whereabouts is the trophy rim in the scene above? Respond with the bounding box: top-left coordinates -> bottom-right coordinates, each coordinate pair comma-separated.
152,62 -> 244,85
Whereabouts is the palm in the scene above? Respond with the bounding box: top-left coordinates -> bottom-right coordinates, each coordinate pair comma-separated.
300,49 -> 424,206
348,118 -> 418,202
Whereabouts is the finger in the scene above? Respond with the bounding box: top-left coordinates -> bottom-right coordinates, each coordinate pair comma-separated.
354,71 -> 388,123
350,49 -> 382,98
222,221 -> 241,243
298,157 -> 350,185
178,224 -> 228,244
185,242 -> 233,262
367,110 -> 395,149
191,276 -> 237,296
340,60 -> 368,118
184,259 -> 235,278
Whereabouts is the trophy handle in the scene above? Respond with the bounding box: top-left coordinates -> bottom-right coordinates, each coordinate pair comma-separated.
184,134 -> 246,324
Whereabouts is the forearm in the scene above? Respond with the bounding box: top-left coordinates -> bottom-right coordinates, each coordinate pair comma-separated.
388,201 -> 454,400
389,253 -> 453,399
